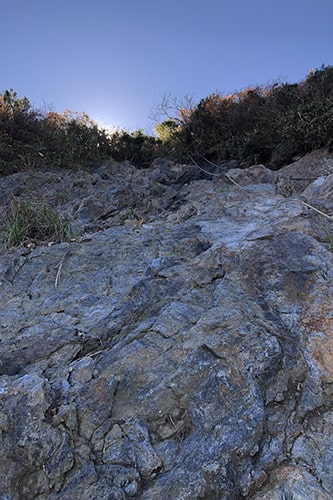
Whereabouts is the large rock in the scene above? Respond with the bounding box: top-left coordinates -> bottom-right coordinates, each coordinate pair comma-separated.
275,148 -> 333,196
0,154 -> 333,498
225,164 -> 277,186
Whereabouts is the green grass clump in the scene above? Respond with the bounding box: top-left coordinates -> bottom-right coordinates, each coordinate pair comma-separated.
326,234 -> 333,252
2,199 -> 72,249
118,207 -> 138,224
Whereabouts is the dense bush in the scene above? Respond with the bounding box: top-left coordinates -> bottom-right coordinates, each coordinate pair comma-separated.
1,65 -> 333,173
39,110 -> 112,168
0,90 -> 161,173
108,129 -> 160,168
0,90 -> 112,173
154,65 -> 333,168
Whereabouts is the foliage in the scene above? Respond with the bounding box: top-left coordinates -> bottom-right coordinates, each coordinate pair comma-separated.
1,199 -> 72,249
108,129 -> 159,168
117,207 -> 138,224
0,90 -> 112,173
326,234 -> 333,252
154,119 -> 180,142
0,88 -> 160,172
152,65 -> 333,168
39,110 -> 112,168
1,65 -> 333,173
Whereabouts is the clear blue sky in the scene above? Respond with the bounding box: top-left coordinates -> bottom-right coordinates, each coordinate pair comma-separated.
2,0 -> 332,133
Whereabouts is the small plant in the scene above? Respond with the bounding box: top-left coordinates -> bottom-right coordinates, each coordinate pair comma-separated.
326,234 -> 333,251
118,207 -> 137,224
2,199 -> 72,249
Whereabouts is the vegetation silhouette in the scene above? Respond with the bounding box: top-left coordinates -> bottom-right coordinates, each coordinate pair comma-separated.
1,65 -> 332,174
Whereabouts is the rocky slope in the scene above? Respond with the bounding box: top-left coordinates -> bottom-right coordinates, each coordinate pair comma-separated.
1,151 -> 333,499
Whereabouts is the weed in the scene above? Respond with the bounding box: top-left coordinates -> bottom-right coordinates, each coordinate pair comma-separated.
2,199 -> 72,249
326,234 -> 333,251
118,207 -> 137,224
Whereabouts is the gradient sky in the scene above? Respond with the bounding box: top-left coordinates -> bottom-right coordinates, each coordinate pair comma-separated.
2,0 -> 332,133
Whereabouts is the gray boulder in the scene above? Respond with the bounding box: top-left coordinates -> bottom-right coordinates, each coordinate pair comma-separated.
0,153 -> 333,498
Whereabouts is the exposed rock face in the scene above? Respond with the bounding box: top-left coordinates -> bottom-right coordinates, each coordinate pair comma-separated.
275,148 -> 333,196
1,152 -> 333,499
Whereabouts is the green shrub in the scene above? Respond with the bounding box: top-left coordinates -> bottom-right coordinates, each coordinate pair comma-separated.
1,66 -> 333,173
0,91 -> 112,173
326,234 -> 333,252
2,199 -> 72,249
152,65 -> 333,167
108,129 -> 160,168
39,110 -> 112,168
301,65 -> 333,102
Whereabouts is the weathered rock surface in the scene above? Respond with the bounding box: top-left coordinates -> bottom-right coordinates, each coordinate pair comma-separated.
1,151 -> 333,499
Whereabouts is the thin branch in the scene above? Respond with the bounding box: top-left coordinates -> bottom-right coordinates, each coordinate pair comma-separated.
149,93 -> 196,125
225,173 -> 242,187
190,157 -> 221,177
55,249 -> 70,289
302,201 -> 333,220
197,153 -> 225,168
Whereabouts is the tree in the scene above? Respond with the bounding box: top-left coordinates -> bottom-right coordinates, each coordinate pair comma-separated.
0,88 -> 30,114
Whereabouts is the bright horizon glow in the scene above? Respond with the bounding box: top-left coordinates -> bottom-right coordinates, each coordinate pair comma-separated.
1,0 -> 332,133
93,118 -> 119,135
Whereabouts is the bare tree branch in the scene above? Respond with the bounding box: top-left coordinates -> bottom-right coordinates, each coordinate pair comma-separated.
149,93 -> 196,126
